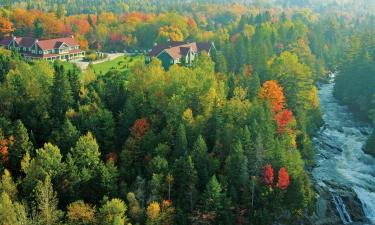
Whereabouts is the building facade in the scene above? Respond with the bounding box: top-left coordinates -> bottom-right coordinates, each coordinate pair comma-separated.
146,41 -> 215,69
0,35 -> 85,61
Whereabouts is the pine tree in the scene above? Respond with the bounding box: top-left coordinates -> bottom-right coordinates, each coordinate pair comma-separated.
173,155 -> 197,223
8,120 -> 33,175
67,67 -> 81,107
224,142 -> 249,203
174,124 -> 188,158
49,119 -> 80,156
51,64 -> 73,124
192,135 -> 210,190
202,176 -> 224,219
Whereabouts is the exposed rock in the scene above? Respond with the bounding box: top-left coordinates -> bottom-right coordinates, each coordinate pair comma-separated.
308,180 -> 370,225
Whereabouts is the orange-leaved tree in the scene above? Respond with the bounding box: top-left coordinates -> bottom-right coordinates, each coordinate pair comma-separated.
258,80 -> 286,113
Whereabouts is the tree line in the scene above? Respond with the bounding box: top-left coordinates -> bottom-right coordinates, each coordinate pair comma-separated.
0,5 -> 372,225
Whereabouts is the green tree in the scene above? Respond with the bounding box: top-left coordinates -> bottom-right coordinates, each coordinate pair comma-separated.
49,119 -> 80,156
127,192 -> 144,224
174,124 -> 188,158
201,176 -> 224,221
98,198 -> 128,225
0,169 -> 17,201
35,176 -> 63,225
22,143 -> 64,197
8,120 -> 33,175
173,155 -> 197,224
192,135 -> 210,190
0,192 -> 18,225
51,64 -> 73,123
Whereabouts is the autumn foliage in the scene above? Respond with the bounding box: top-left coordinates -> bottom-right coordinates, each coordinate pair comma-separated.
274,109 -> 294,133
264,164 -> 290,190
0,15 -> 14,37
263,164 -> 274,186
277,167 -> 290,190
130,118 -> 149,139
258,80 -> 286,113
259,80 -> 296,142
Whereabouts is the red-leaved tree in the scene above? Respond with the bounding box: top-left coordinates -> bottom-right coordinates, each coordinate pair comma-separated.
277,167 -> 290,190
275,109 -> 294,133
131,118 -> 149,139
263,164 -> 274,186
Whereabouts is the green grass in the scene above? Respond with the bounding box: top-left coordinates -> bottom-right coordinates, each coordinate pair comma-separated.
60,61 -> 76,71
92,55 -> 144,75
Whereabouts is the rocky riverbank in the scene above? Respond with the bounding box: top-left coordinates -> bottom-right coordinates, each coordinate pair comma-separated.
308,180 -> 370,225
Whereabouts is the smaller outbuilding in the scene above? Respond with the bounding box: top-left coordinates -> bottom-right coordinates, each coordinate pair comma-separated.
146,41 -> 215,69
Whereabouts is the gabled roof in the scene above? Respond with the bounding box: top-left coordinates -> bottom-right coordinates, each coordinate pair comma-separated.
0,36 -> 13,46
37,37 -> 79,50
148,41 -> 186,57
16,37 -> 36,48
180,47 -> 191,57
149,41 -> 214,60
0,36 -> 79,50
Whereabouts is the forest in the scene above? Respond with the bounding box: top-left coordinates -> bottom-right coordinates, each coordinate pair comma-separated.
0,0 -> 374,225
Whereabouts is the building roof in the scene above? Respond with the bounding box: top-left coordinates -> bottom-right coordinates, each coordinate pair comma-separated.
0,36 -> 79,50
150,41 -> 213,60
0,36 -> 13,46
16,37 -> 36,48
37,37 -> 79,50
148,41 -> 186,57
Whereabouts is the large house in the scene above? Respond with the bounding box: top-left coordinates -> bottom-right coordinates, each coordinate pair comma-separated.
0,35 -> 85,61
146,41 -> 215,69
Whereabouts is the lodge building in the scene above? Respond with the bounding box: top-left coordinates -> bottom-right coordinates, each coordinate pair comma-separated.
0,35 -> 85,61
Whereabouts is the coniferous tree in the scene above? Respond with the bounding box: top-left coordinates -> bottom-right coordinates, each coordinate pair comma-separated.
51,64 -> 73,124
8,120 -> 33,174
192,135 -> 210,190
174,124 -> 188,158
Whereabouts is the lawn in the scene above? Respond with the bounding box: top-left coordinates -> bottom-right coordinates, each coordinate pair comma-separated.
91,55 -> 143,75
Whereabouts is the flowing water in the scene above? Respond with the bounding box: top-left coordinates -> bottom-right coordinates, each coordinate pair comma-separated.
312,74 -> 375,224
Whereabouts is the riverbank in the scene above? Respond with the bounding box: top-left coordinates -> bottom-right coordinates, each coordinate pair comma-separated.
310,76 -> 375,224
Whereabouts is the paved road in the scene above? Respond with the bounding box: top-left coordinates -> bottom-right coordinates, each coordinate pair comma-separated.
73,53 -> 124,71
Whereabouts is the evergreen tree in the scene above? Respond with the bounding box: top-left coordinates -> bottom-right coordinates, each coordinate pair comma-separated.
201,176 -> 224,222
8,120 -> 33,174
224,142 -> 249,204
174,124 -> 188,158
192,135 -> 210,190
173,155 -> 197,224
51,64 -> 73,124
49,119 -> 80,156
67,67 -> 81,107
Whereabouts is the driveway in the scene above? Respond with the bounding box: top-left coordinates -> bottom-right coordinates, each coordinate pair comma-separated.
73,53 -> 124,71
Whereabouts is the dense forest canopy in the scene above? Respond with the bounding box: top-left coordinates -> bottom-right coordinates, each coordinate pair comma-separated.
0,0 -> 374,225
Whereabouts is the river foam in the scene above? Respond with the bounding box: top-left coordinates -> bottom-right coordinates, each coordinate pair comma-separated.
312,75 -> 375,224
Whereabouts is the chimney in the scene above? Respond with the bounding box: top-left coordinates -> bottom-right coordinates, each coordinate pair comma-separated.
35,39 -> 39,43
12,34 -> 16,40
71,35 -> 74,39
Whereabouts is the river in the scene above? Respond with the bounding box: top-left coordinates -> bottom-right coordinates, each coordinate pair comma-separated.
312,74 -> 375,224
